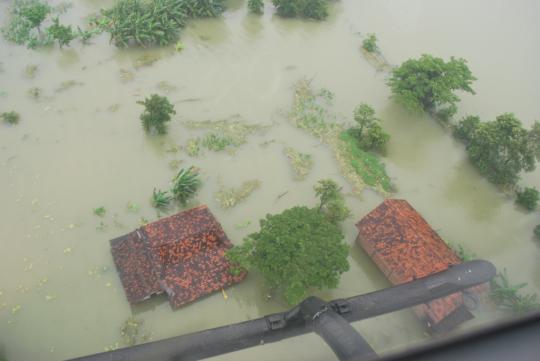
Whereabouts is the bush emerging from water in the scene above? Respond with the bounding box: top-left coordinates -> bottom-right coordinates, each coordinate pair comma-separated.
272,0 -> 329,20
2,0 -> 51,48
137,94 -> 176,134
248,0 -> 264,14
516,187 -> 539,211
362,33 -> 378,53
1,111 -> 21,125
47,17 -> 75,48
388,54 -> 476,119
171,166 -> 201,205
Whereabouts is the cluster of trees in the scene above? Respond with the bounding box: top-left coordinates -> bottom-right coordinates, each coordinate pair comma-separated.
389,54 -> 539,236
227,179 -> 350,304
271,0 -> 329,20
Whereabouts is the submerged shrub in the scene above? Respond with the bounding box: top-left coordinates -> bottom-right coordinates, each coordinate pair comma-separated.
272,0 -> 329,20
180,0 -> 226,17
151,188 -> 172,209
490,269 -> 540,315
137,94 -> 176,134
2,0 -> 52,48
1,111 -> 21,125
362,33 -> 378,53
46,17 -> 75,48
516,187 -> 539,211
171,166 -> 201,205
248,0 -> 264,14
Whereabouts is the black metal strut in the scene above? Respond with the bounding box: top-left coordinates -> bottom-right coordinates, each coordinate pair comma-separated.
70,260 -> 496,361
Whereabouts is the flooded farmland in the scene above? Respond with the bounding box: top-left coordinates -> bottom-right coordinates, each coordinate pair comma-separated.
1,0 -> 539,360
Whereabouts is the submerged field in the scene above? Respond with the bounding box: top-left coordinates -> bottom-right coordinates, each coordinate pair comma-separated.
1,0 -> 540,360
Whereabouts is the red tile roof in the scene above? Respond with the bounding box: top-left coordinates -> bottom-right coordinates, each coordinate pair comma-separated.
111,205 -> 245,309
356,199 -> 474,332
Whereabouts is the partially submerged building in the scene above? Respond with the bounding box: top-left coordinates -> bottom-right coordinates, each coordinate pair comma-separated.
356,199 -> 484,333
111,205 -> 245,309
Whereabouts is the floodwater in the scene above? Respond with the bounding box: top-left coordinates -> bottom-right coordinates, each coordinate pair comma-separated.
1,0 -> 539,360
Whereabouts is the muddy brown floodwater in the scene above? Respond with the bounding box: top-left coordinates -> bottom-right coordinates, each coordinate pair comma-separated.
1,0 -> 539,360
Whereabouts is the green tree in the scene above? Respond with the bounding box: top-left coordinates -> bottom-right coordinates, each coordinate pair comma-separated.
16,0 -> 50,29
47,17 -> 75,48
387,54 -> 476,117
464,113 -> 539,186
516,187 -> 539,211
350,103 -> 390,152
248,0 -> 264,14
137,94 -> 176,134
453,115 -> 481,144
226,206 -> 349,304
314,179 -> 350,223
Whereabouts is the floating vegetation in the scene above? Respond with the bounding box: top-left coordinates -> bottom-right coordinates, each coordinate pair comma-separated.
289,80 -> 393,194
11,305 -> 22,314
1,111 -> 21,125
126,202 -> 140,213
235,220 -> 252,229
2,0 -> 52,48
185,138 -> 201,157
168,159 -> 183,170
151,188 -> 172,209
120,317 -> 150,346
24,64 -> 39,78
93,206 -> 106,217
215,180 -> 261,209
156,81 -> 177,94
360,34 -> 393,72
362,33 -> 378,53
171,166 -> 201,205
490,269 -> 540,315
55,80 -> 83,92
183,116 -> 270,147
27,87 -> 42,99
201,133 -> 234,152
447,242 -> 476,262
134,53 -> 162,69
108,104 -> 120,112
119,69 -> 134,82
284,147 -> 313,180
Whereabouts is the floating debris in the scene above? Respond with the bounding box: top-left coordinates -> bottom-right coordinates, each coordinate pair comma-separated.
284,147 -> 313,180
185,138 -> 201,157
24,64 -> 39,79
55,80 -> 84,92
27,87 -> 42,100
134,53 -> 162,69
126,202 -> 140,213
234,220 -> 251,229
120,317 -> 148,346
97,221 -> 109,231
156,81 -> 177,94
119,69 -> 135,82
45,294 -> 56,301
168,159 -> 183,170
221,288 -> 228,300
63,247 -> 72,254
215,180 -> 261,209
11,305 -> 21,314
108,104 -> 121,112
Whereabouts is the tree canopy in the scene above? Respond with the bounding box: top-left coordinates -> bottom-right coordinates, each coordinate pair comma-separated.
315,179 -> 350,223
387,54 -> 476,117
455,113 -> 540,186
137,94 -> 176,134
226,206 -> 349,304
272,0 -> 329,20
348,103 -> 390,153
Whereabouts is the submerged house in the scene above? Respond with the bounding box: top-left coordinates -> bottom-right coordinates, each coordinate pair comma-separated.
110,205 -> 245,309
356,199 -> 483,333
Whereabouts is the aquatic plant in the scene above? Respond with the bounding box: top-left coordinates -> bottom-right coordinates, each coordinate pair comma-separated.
119,317 -> 150,346
55,80 -> 83,92
459,113 -> 539,187
272,0 -> 329,20
201,133 -> 233,152
227,206 -> 349,304
215,180 -> 261,209
24,64 -> 39,78
137,94 -> 176,134
515,187 -> 539,211
46,17 -> 75,47
314,179 -> 350,224
171,166 -> 201,205
490,270 -> 540,315
388,54 -> 476,118
1,111 -> 21,125
448,242 -> 476,262
362,33 -> 378,53
27,87 -> 42,99
183,116 -> 270,146
284,147 -> 313,180
2,0 -> 51,48
248,0 -> 264,14
93,206 -> 106,217
97,0 -> 186,47
151,188 -> 172,209
179,0 -> 226,17
185,138 -> 201,157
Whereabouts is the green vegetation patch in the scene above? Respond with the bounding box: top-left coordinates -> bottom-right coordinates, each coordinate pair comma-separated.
288,80 -> 393,194
183,117 -> 270,146
337,131 -> 393,193
215,180 -> 261,209
490,269 -> 540,315
272,0 -> 329,20
284,147 -> 313,180
515,187 -> 539,211
1,111 -> 21,125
